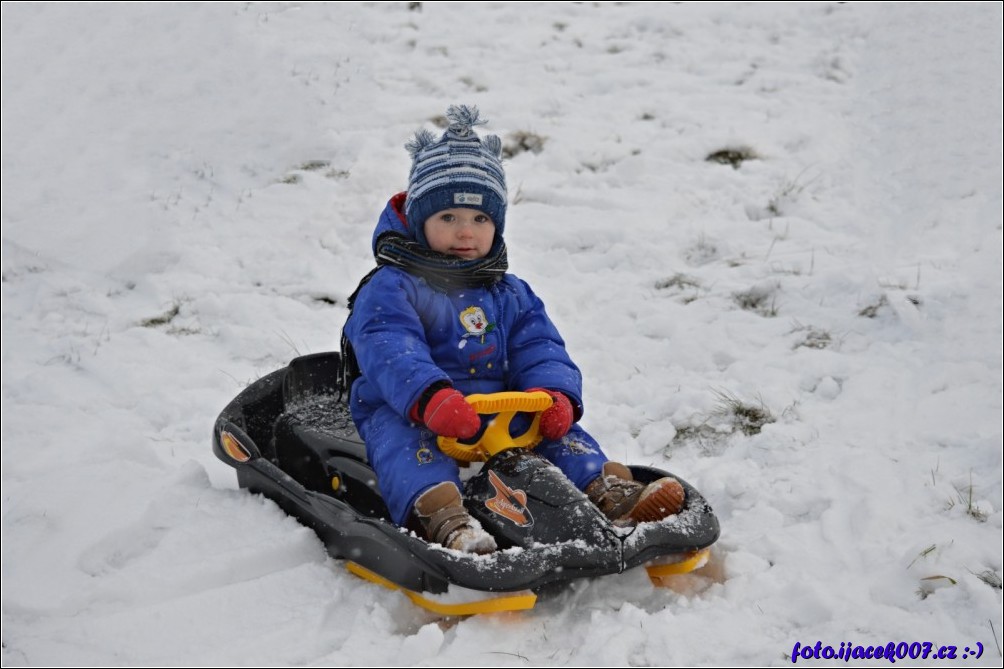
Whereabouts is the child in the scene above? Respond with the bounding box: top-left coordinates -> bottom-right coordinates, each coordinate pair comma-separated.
344,105 -> 684,553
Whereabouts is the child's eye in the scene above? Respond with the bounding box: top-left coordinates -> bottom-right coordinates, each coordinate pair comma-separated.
474,214 -> 492,224
440,214 -> 455,222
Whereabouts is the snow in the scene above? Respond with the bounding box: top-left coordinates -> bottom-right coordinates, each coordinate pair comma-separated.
2,1 -> 1001,665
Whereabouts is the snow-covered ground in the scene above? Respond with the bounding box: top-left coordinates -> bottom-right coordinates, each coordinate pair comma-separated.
2,2 -> 1001,665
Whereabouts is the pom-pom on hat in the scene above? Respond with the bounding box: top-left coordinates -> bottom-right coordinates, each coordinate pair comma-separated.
405,105 -> 507,248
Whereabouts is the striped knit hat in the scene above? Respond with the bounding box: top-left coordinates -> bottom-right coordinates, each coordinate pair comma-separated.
405,105 -> 507,248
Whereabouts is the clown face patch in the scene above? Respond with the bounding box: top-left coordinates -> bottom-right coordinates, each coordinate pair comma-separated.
460,306 -> 491,335
458,306 -> 495,347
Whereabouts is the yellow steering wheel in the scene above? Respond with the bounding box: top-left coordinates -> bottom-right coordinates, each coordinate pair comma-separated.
436,391 -> 554,463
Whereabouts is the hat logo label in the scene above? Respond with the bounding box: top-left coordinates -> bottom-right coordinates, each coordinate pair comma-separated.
454,193 -> 483,206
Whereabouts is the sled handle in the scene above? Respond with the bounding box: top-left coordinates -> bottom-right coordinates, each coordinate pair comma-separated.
437,391 -> 553,462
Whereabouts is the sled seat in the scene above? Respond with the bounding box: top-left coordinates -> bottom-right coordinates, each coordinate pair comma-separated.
283,351 -> 343,403
275,351 -> 368,462
271,353 -> 387,518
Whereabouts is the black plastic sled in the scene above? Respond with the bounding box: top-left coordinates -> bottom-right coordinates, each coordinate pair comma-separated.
212,352 -> 720,614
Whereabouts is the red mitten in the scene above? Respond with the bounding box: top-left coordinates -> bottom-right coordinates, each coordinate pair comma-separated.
527,388 -> 574,440
413,386 -> 480,439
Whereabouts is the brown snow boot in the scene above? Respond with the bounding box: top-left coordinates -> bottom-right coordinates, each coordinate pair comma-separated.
585,462 -> 686,525
414,482 -> 497,554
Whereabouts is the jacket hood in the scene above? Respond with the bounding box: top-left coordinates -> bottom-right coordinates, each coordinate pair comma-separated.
371,192 -> 413,254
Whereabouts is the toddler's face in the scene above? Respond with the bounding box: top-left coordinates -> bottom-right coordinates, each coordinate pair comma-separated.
423,208 -> 496,259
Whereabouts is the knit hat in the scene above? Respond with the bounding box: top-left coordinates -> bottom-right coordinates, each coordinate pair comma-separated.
405,105 -> 507,248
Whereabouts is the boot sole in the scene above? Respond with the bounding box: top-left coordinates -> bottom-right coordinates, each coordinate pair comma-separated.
628,478 -> 686,523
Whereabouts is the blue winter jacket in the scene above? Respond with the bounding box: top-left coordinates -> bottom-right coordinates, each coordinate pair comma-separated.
346,195 -> 584,426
